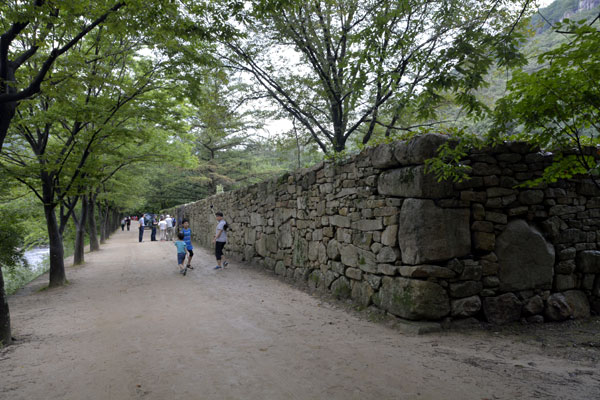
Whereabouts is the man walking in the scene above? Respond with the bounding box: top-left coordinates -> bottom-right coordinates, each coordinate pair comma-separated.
139,214 -> 145,242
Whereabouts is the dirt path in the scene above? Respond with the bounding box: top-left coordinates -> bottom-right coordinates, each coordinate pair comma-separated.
1,229 -> 599,400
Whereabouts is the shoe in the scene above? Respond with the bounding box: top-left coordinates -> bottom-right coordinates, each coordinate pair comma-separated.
183,267 -> 187,276
223,261 -> 229,267
214,265 -> 222,270
187,265 -> 194,270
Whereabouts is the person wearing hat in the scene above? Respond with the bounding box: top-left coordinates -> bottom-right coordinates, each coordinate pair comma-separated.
165,214 -> 174,241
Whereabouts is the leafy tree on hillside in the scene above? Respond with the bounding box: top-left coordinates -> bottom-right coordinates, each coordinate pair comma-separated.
493,16 -> 600,185
218,0 -> 534,153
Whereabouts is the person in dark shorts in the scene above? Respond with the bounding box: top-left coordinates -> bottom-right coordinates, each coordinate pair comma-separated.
150,215 -> 158,241
181,219 -> 194,270
212,212 -> 228,270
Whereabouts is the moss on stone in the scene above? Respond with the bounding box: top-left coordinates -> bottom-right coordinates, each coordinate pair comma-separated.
392,285 -> 413,310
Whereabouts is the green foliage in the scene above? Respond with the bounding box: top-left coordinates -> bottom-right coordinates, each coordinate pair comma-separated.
519,154 -> 596,188
423,130 -> 486,183
3,261 -> 48,296
493,17 -> 600,184
0,205 -> 24,269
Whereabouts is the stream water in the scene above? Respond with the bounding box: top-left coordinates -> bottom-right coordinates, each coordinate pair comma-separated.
23,247 -> 50,272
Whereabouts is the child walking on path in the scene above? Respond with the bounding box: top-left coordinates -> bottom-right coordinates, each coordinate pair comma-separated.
212,212 -> 228,270
174,232 -> 188,275
181,219 -> 194,270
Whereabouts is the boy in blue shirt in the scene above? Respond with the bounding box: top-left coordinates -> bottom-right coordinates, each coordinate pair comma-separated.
181,219 -> 194,270
175,232 -> 188,275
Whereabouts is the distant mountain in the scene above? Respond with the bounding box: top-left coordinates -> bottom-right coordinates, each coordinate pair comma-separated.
420,0 -> 599,132
531,0 -> 600,32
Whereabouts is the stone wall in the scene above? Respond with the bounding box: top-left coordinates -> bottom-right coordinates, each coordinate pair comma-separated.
169,134 -> 600,324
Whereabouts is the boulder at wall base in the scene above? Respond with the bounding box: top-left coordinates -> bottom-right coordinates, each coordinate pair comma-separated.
545,293 -> 573,321
483,293 -> 522,325
331,277 -> 352,299
373,277 -> 450,320
398,199 -> 471,265
275,261 -> 287,276
496,219 -> 555,291
255,235 -> 268,257
523,295 -> 544,316
562,290 -> 591,319
351,280 -> 374,308
451,296 -> 482,318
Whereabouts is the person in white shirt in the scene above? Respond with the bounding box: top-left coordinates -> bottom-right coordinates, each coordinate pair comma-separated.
138,214 -> 145,243
165,215 -> 174,241
158,216 -> 168,241
212,212 -> 229,270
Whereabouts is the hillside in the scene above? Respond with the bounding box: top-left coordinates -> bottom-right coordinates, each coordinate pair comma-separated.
532,0 -> 600,32
453,0 -> 600,124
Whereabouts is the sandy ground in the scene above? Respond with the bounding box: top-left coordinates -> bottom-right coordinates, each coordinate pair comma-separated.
1,229 -> 599,400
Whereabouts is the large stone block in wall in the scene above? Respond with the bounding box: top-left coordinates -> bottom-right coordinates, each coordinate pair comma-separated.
577,250 -> 600,273
483,293 -> 522,325
378,165 -> 453,198
339,244 -> 377,273
370,143 -> 400,169
255,234 -> 268,257
394,133 -> 449,165
398,199 -> 471,265
373,277 -> 450,320
250,212 -> 264,227
274,208 -> 296,227
277,223 -> 294,248
496,220 -> 555,291
293,234 -> 308,267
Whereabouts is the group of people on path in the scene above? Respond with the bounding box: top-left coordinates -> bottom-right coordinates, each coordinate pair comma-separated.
137,214 -> 176,243
120,217 -> 132,231
174,212 -> 228,276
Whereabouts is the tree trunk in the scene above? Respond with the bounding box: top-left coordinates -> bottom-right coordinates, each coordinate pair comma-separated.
0,62 -> 18,153
88,195 -> 100,251
100,203 -> 109,244
0,267 -> 11,346
0,103 -> 17,153
73,196 -> 88,265
44,203 -> 66,287
113,209 -> 120,232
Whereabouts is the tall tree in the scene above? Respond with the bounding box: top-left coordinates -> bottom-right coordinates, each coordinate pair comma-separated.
0,29 -> 168,287
219,0 -> 534,153
0,0 -> 132,152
